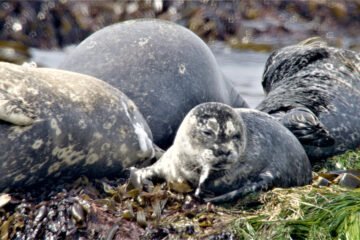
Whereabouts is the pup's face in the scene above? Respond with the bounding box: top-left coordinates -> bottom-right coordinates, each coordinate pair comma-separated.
174,103 -> 245,196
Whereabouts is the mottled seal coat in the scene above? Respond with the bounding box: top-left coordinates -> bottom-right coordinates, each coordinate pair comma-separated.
130,103 -> 311,203
59,19 -> 248,149
0,62 -> 155,191
256,39 -> 360,161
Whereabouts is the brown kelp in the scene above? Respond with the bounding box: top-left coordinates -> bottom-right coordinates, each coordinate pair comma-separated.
1,151 -> 360,239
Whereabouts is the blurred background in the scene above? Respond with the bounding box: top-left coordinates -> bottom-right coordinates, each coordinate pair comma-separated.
1,0 -> 359,106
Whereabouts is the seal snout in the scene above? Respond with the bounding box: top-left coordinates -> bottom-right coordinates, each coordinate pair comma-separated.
213,147 -> 231,157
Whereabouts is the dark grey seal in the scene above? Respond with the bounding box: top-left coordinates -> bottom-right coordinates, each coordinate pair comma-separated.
59,19 -> 248,149
256,38 -> 360,161
130,102 -> 311,203
0,62 -> 155,191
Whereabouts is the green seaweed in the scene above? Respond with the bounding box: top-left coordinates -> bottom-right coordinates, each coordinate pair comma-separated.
314,149 -> 360,172
231,148 -> 360,240
231,186 -> 360,240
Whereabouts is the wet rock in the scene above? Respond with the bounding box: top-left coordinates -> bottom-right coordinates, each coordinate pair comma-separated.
0,194 -> 11,208
0,0 -> 358,53
336,173 -> 360,189
208,231 -> 235,240
313,176 -> 331,187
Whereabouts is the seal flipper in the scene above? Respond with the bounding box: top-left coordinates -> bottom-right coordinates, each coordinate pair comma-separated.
203,178 -> 272,204
129,167 -> 155,190
0,89 -> 36,126
129,153 -> 168,190
280,107 -> 335,147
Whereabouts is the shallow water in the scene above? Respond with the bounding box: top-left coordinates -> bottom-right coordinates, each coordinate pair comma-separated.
210,43 -> 267,107
31,43 -> 268,108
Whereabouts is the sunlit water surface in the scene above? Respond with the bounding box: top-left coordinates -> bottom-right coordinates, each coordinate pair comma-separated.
31,42 -> 268,108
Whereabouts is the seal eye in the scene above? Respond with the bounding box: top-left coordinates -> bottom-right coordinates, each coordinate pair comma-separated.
202,129 -> 214,138
232,134 -> 241,141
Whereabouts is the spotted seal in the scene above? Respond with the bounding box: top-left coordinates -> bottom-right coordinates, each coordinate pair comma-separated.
256,38 -> 360,161
0,62 -> 155,191
130,102 -> 311,203
59,19 -> 248,149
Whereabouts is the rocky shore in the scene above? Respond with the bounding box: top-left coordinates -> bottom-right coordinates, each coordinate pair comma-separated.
1,0 -> 359,63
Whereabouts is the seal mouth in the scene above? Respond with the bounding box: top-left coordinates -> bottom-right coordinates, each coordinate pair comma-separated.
211,161 -> 232,171
208,151 -> 238,168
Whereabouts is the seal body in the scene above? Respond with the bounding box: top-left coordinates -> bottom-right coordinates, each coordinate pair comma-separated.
0,62 -> 155,191
59,19 -> 248,149
130,103 -> 311,203
256,39 -> 360,161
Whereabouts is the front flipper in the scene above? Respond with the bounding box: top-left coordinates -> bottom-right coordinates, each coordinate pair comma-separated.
129,166 -> 156,190
0,90 -> 36,126
203,178 -> 272,204
281,107 -> 335,147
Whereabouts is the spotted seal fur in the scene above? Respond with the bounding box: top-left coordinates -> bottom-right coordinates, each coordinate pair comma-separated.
59,19 -> 248,149
130,102 -> 311,203
0,62 -> 155,191
256,38 -> 360,161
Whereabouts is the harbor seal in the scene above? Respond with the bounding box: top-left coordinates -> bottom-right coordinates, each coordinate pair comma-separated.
130,102 -> 311,203
256,38 -> 360,161
59,19 -> 248,149
0,62 -> 155,191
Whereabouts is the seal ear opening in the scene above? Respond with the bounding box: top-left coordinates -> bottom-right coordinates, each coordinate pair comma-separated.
281,107 -> 335,147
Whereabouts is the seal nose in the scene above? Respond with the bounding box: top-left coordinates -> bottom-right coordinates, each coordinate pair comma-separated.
213,147 -> 231,157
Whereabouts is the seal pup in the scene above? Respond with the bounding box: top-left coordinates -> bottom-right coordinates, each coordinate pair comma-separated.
256,38 -> 360,161
59,19 -> 248,149
130,102 -> 311,203
0,62 -> 155,191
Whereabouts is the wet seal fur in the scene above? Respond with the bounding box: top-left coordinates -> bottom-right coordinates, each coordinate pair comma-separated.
59,19 -> 248,149
130,102 -> 311,203
0,62 -> 155,191
257,38 -> 360,161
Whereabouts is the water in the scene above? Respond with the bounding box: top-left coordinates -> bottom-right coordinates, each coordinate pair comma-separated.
30,46 -> 74,68
211,43 -> 267,107
30,43 -> 268,108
